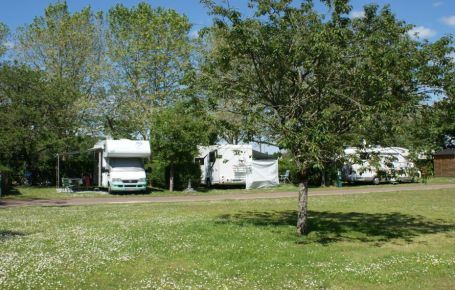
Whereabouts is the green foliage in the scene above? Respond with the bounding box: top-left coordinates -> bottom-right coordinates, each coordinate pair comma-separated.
175,162 -> 202,189
147,159 -> 167,188
147,159 -> 202,190
279,154 -> 338,186
15,1 -> 106,135
433,93 -> 455,148
150,102 -> 215,190
202,0 -> 453,179
278,155 -> 300,184
0,64 -> 92,183
16,2 -> 104,90
105,2 -> 193,139
151,102 -> 213,164
0,22 -> 9,57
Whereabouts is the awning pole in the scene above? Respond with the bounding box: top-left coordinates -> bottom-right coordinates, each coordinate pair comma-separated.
98,151 -> 102,186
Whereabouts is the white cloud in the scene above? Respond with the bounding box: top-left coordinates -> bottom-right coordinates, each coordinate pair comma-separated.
407,26 -> 437,39
433,1 -> 443,7
349,10 -> 365,19
441,15 -> 455,26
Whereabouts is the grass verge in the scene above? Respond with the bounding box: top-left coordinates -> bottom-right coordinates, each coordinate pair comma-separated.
3,177 -> 455,200
1,188 -> 455,289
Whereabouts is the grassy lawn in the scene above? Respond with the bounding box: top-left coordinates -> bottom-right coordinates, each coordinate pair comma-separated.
425,176 -> 455,184
1,189 -> 455,289
1,184 -> 299,200
3,176 -> 455,200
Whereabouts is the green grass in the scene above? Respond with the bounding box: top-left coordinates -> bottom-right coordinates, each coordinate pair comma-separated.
4,176 -> 455,201
1,189 -> 455,289
425,176 -> 455,184
2,184 -> 300,200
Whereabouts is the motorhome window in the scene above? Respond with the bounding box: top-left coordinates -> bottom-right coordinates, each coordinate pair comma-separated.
195,158 -> 204,165
216,154 -> 223,159
359,153 -> 370,160
110,158 -> 143,172
209,151 -> 216,162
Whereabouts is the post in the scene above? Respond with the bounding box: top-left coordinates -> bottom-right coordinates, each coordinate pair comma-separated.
184,178 -> 195,192
56,153 -> 60,189
169,164 -> 174,192
336,170 -> 342,187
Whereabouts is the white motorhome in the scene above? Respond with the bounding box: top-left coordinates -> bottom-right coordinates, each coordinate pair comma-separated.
92,139 -> 150,193
341,146 -> 419,185
196,144 -> 279,189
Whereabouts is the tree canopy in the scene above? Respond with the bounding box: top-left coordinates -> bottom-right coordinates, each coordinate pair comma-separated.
0,22 -> 8,57
0,64 -> 86,182
15,2 -> 106,137
105,2 -> 193,139
201,0 -> 454,234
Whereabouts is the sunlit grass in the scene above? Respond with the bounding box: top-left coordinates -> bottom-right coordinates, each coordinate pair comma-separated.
3,177 -> 454,201
425,176 -> 455,184
1,189 -> 455,289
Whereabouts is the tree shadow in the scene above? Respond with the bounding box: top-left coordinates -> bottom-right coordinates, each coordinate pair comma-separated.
0,230 -> 27,241
1,187 -> 21,196
215,210 -> 455,245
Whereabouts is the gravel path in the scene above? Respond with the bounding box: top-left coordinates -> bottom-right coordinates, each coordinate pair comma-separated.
1,183 -> 455,208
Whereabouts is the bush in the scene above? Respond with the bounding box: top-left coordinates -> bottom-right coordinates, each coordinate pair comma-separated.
147,160 -> 201,191
278,156 -> 300,184
0,164 -> 12,195
278,156 -> 338,186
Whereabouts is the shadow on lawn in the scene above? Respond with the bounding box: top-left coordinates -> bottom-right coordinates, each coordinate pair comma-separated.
1,187 -> 21,197
0,230 -> 27,241
216,210 -> 455,245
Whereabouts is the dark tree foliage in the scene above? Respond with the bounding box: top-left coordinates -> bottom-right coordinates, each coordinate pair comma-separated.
150,101 -> 217,191
0,64 -> 93,184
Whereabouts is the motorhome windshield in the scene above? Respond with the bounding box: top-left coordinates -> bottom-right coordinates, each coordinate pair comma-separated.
110,158 -> 143,172
359,153 -> 370,160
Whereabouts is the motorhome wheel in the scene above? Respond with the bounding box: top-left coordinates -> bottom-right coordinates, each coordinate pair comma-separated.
373,177 -> 380,185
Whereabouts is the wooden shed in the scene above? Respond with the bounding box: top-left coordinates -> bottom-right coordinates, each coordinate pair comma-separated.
434,148 -> 455,177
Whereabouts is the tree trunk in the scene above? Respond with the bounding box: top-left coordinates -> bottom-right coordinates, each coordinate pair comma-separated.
321,170 -> 326,187
169,164 -> 174,192
296,180 -> 309,235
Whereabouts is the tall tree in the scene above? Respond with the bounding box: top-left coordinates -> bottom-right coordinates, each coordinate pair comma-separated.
0,64 -> 82,183
15,1 -> 105,134
396,37 -> 455,153
201,0 -> 453,235
151,102 -> 215,191
106,2 -> 193,139
0,22 -> 9,57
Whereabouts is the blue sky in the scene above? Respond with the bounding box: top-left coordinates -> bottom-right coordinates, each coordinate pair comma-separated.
0,0 -> 454,42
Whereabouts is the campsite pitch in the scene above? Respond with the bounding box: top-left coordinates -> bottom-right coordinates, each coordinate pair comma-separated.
1,188 -> 455,289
